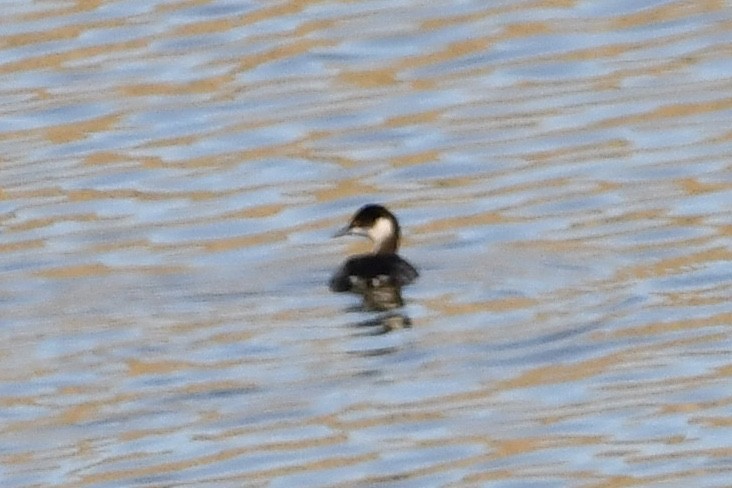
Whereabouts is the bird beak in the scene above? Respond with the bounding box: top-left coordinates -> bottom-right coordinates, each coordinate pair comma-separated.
333,226 -> 352,238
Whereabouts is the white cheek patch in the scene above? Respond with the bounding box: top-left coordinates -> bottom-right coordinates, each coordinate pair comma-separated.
368,217 -> 395,245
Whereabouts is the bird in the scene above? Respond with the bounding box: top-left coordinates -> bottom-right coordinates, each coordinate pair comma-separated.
329,204 -> 418,297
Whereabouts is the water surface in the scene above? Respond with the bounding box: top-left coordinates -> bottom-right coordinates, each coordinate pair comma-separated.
1,0 -> 731,486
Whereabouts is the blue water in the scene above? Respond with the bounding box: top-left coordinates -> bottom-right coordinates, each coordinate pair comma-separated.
1,1 -> 731,487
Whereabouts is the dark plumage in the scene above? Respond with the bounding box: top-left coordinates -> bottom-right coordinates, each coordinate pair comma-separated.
329,253 -> 419,292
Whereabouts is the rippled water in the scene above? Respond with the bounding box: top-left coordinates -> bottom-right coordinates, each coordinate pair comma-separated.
1,1 -> 731,486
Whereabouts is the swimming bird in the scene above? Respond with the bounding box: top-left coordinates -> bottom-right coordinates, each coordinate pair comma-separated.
329,204 -> 418,296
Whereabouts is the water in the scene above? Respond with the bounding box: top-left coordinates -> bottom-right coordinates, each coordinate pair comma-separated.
1,0 -> 731,486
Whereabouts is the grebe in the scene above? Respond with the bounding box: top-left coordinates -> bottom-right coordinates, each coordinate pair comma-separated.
330,204 -> 418,294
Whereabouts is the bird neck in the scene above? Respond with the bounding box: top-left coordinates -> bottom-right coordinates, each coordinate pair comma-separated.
370,217 -> 400,254
374,234 -> 398,254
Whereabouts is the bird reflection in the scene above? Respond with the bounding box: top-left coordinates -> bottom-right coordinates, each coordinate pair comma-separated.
348,284 -> 412,335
